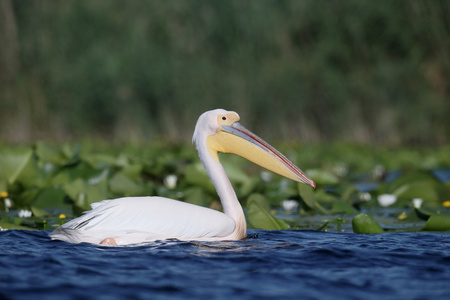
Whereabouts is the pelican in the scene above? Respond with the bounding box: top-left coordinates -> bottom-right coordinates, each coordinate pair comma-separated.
50,109 -> 315,245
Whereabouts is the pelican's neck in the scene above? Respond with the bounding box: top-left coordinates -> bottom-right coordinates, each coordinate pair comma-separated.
197,139 -> 247,238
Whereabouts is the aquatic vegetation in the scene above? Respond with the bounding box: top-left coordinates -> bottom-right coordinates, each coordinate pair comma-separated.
1,142 -> 450,234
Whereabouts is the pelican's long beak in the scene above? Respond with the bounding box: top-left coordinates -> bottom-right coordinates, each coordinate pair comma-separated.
207,122 -> 316,188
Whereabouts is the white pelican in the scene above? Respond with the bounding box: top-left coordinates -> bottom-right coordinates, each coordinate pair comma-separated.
50,109 -> 315,245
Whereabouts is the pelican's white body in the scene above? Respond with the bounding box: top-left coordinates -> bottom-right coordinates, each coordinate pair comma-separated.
50,197 -> 238,245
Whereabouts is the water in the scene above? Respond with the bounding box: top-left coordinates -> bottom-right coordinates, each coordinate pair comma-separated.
1,230 -> 450,300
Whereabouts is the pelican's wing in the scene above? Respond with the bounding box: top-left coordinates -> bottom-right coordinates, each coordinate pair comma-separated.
50,197 -> 235,245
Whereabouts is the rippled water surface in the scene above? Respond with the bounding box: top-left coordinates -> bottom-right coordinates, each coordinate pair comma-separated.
1,230 -> 450,300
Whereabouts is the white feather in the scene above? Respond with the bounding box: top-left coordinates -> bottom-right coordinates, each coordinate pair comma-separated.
50,197 -> 235,245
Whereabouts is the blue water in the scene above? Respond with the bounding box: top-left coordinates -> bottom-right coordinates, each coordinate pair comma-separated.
1,230 -> 450,300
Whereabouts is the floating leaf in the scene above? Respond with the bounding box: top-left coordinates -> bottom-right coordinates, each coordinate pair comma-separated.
298,183 -> 316,208
331,201 -> 359,214
422,215 -> 450,231
184,187 -> 210,207
352,213 -> 384,234
239,176 -> 264,198
247,193 -> 271,212
31,206 -> 51,218
386,171 -> 436,193
33,187 -> 69,209
393,181 -> 439,202
246,196 -> 289,230
35,142 -> 68,166
64,178 -> 108,210
0,148 -> 33,184
305,169 -> 339,185
14,188 -> 41,207
109,173 -> 144,196
297,184 -> 330,213
120,164 -> 143,180
414,207 -> 433,221
0,221 -> 36,231
184,164 -> 216,193
0,180 -> 7,192
221,155 -> 250,184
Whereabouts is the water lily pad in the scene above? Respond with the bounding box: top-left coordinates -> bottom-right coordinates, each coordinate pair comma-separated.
297,184 -> 331,213
120,164 -> 143,180
64,178 -> 108,210
298,183 -> 316,208
422,215 -> 450,231
414,207 -> 434,221
305,169 -> 339,186
331,201 -> 359,214
0,148 -> 33,184
33,187 -> 69,209
393,181 -> 439,202
0,221 -> 36,231
109,173 -> 144,196
239,177 -> 264,198
247,193 -> 270,212
352,213 -> 384,234
246,196 -> 289,230
35,142 -> 68,166
184,164 -> 216,193
31,206 -> 51,217
184,187 -> 210,207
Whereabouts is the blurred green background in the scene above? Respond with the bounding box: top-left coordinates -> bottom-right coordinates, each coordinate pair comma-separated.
0,0 -> 449,145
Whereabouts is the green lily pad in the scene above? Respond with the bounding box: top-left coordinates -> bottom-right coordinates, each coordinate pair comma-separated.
120,164 -> 143,180
393,181 -> 439,202
239,176 -> 264,198
14,188 -> 41,207
0,148 -> 33,184
35,142 -> 68,166
31,206 -> 51,217
184,164 -> 216,194
422,215 -> 450,231
298,183 -> 316,208
220,155 -> 250,184
246,195 -> 289,230
247,193 -> 271,212
184,187 -> 210,207
331,201 -> 359,214
64,178 -> 108,210
109,172 -> 144,196
0,180 -> 7,193
414,207 -> 434,221
386,171 -> 436,193
33,187 -> 69,209
352,213 -> 384,234
0,221 -> 36,231
297,184 -> 331,213
305,169 -> 340,186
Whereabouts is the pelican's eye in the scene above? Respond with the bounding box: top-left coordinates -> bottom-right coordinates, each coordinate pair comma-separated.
222,116 -> 227,121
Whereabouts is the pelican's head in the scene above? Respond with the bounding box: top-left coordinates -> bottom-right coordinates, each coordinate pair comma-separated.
193,109 -> 315,188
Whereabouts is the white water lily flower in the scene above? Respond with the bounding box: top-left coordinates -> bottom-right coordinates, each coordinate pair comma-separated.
359,192 -> 371,202
377,194 -> 397,207
412,198 -> 423,209
260,171 -> 272,182
4,198 -> 12,208
4,198 -> 13,212
282,200 -> 299,211
19,210 -> 32,218
164,175 -> 178,189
